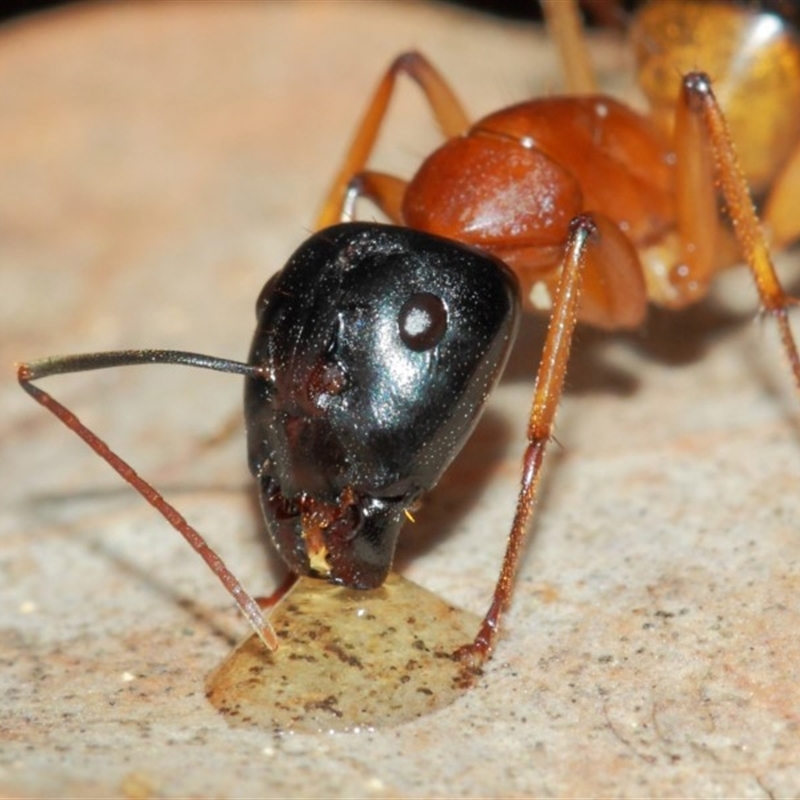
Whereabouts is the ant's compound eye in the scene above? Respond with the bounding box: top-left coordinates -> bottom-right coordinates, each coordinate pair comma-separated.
398,292 -> 448,352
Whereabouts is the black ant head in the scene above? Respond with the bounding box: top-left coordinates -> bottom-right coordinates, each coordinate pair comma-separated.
245,223 -> 519,589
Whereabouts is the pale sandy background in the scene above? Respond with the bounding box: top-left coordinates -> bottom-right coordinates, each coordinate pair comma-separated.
2,2 -> 800,797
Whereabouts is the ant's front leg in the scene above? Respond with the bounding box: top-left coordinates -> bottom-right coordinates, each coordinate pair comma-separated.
340,171 -> 407,224
316,52 -> 470,228
456,213 -> 606,667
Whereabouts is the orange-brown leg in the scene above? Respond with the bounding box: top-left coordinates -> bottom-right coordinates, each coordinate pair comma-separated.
540,0 -> 599,94
340,171 -> 408,224
664,68 -> 721,305
681,72 -> 800,391
316,52 -> 470,229
455,213 -> 602,667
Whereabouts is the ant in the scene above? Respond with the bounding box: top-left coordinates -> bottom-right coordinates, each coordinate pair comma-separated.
16,0 -> 800,672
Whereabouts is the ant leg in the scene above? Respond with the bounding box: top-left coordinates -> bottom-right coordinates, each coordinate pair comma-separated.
341,172 -> 408,224
659,68 -> 721,307
455,214 -> 600,667
555,212 -> 648,330
316,52 -> 470,228
681,72 -> 800,391
540,0 -> 598,94
17,351 -> 279,651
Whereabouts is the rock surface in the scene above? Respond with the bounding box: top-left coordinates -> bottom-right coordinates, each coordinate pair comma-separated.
3,2 -> 800,797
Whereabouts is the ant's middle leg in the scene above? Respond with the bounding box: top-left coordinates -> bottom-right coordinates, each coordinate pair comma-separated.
455,212 -> 638,667
677,71 -> 800,391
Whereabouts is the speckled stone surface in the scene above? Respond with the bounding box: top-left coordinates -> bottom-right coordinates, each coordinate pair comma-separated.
3,2 -> 800,797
